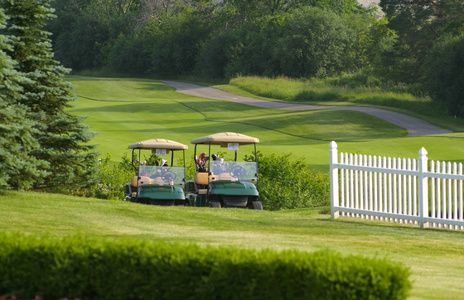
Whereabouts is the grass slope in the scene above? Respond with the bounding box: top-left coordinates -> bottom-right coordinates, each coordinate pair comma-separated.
69,76 -> 464,173
1,191 -> 464,300
33,75 -> 464,300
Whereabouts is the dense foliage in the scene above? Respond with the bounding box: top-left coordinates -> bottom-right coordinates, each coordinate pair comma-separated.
379,0 -> 464,115
246,152 -> 330,210
0,232 -> 411,300
0,0 -> 98,191
48,0 -> 381,79
423,33 -> 464,116
47,0 -> 464,116
0,8 -> 48,189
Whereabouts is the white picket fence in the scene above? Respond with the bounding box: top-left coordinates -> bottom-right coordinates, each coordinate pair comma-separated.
329,141 -> 464,230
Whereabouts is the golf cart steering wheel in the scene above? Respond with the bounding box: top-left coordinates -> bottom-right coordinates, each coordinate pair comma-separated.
162,171 -> 177,182
228,165 -> 246,178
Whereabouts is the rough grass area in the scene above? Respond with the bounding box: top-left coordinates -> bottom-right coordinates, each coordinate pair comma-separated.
226,76 -> 464,132
1,191 -> 463,299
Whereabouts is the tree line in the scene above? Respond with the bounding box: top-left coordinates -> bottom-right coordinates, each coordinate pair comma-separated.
48,0 -> 464,116
1,0 -> 98,191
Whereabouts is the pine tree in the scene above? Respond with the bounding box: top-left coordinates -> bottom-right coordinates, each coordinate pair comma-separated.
0,7 -> 47,189
1,0 -> 99,191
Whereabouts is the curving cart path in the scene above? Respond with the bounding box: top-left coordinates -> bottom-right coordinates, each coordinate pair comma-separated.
162,80 -> 451,137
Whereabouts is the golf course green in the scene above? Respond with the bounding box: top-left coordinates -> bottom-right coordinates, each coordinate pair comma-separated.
69,76 -> 464,173
11,75 -> 459,299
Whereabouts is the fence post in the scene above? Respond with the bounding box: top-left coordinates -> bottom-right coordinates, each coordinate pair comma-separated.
330,141 -> 339,219
418,147 -> 429,228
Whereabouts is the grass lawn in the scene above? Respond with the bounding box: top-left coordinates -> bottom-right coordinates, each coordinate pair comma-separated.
13,75 -> 461,299
1,191 -> 464,300
68,76 -> 464,173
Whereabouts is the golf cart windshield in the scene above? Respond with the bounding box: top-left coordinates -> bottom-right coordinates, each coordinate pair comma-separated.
138,165 -> 185,186
210,161 -> 257,181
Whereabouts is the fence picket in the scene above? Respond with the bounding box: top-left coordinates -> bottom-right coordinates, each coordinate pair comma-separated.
458,163 -> 463,221
446,162 -> 452,219
413,159 -> 417,216
441,161 -> 447,219
431,161 -> 436,218
392,157 -> 397,214
437,161 -> 442,219
357,154 -> 361,211
453,163 -> 458,220
368,155 -> 373,211
373,156 -> 378,212
340,152 -> 345,208
401,158 -> 411,214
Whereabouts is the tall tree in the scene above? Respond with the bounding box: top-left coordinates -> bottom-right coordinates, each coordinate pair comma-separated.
0,7 -> 48,190
423,33 -> 464,116
1,0 -> 99,190
379,0 -> 464,83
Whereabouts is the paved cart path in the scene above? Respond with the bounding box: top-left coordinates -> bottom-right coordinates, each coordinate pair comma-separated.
162,81 -> 451,137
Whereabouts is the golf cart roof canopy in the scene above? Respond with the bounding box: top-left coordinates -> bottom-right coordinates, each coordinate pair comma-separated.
128,139 -> 188,150
191,132 -> 259,146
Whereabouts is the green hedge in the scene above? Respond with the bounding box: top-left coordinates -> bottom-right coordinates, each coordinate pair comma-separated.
0,233 -> 410,300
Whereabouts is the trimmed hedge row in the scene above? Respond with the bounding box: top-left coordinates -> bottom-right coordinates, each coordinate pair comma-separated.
0,232 -> 410,300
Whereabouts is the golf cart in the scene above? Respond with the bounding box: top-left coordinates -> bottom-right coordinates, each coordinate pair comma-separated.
124,139 -> 188,206
185,132 -> 263,210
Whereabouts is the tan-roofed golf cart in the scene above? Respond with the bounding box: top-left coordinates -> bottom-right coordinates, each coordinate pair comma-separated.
185,132 -> 263,210
124,139 -> 188,206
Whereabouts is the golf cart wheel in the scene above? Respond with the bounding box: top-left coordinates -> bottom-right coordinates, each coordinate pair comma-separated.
251,201 -> 263,210
209,200 -> 221,208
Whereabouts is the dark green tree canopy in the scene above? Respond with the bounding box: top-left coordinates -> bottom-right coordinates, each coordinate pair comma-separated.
379,0 -> 464,83
46,0 -> 372,79
1,0 -> 99,191
0,7 -> 48,189
423,33 -> 464,116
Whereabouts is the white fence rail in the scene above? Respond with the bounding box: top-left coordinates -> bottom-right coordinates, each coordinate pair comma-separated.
329,141 -> 464,230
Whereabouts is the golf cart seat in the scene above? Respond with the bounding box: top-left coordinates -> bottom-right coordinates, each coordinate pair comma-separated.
210,173 -> 235,181
195,172 -> 209,185
131,176 -> 153,187
194,172 -> 208,195
151,176 -> 166,184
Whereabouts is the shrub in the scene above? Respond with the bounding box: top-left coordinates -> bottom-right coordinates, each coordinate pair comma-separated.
60,153 -> 133,200
245,152 -> 330,210
91,153 -> 133,200
0,232 -> 411,300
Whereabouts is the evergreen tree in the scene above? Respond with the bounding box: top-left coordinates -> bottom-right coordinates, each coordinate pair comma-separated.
1,0 -> 99,191
0,7 -> 48,190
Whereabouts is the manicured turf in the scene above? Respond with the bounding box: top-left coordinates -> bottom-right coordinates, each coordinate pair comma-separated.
1,191 -> 464,300
68,76 -> 464,173
25,75 -> 462,299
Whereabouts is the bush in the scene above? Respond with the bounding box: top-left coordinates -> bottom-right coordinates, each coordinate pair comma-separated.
245,152 -> 330,210
59,153 -> 133,200
0,232 -> 411,300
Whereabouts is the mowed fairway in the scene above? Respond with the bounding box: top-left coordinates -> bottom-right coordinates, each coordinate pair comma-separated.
69,76 -> 464,172
2,191 -> 464,300
57,76 -> 464,299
